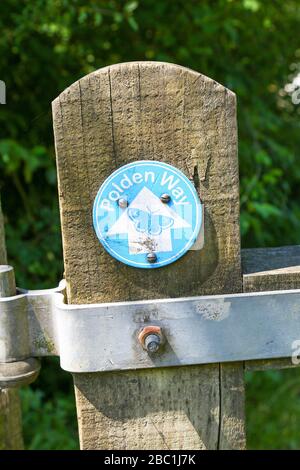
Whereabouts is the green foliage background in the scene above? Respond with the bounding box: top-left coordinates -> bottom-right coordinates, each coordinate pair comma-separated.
1,0 -> 300,449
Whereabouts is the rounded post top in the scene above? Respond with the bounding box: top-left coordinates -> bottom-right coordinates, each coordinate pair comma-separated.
0,265 -> 16,297
0,264 -> 14,274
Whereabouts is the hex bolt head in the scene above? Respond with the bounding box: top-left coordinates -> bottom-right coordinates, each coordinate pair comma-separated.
138,326 -> 163,354
147,252 -> 157,263
118,198 -> 128,208
160,193 -> 171,203
144,334 -> 161,353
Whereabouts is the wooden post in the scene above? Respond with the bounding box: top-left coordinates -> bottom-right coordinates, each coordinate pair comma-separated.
53,62 -> 245,449
0,196 -> 6,265
0,195 -> 24,450
243,246 -> 300,372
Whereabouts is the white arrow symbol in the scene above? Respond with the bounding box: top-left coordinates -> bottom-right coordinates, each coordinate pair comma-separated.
108,187 -> 190,255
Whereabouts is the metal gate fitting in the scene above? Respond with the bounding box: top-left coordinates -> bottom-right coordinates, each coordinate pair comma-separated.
2,262 -> 300,388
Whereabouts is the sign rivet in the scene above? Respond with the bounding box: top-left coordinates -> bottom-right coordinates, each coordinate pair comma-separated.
160,193 -> 171,203
147,252 -> 157,263
118,198 -> 128,208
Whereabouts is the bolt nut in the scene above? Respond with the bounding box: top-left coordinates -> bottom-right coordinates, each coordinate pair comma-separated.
118,198 -> 128,208
160,193 -> 171,203
147,252 -> 157,263
138,326 -> 163,354
144,334 -> 160,353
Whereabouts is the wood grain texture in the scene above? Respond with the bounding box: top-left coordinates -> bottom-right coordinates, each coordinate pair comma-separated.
0,388 -> 23,450
243,246 -> 300,292
0,195 -> 24,450
0,265 -> 16,297
53,61 -> 245,449
245,358 -> 297,372
242,246 -> 300,371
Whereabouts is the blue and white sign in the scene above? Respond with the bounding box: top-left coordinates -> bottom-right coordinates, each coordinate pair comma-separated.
93,161 -> 202,268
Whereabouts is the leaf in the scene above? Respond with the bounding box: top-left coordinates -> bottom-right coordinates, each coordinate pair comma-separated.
252,202 -> 281,219
128,16 -> 139,31
124,1 -> 139,14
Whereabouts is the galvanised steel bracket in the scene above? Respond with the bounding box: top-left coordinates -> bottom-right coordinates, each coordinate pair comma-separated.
1,276 -> 300,388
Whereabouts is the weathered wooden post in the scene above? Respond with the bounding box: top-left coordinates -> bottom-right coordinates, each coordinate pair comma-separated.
242,246 -> 300,372
52,61 -> 245,449
0,195 -> 24,450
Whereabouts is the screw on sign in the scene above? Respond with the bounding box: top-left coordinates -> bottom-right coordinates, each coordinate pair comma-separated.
160,193 -> 171,204
92,161 -> 202,268
117,197 -> 128,209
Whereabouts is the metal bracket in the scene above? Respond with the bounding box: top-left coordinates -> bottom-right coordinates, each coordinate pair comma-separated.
1,280 -> 300,379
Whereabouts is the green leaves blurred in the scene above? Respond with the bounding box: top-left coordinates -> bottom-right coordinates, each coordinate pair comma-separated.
20,381 -> 78,449
1,0 -> 300,272
0,140 -> 53,183
20,357 -> 79,449
246,369 -> 300,449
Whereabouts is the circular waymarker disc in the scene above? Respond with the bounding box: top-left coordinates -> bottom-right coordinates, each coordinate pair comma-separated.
93,161 -> 202,269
